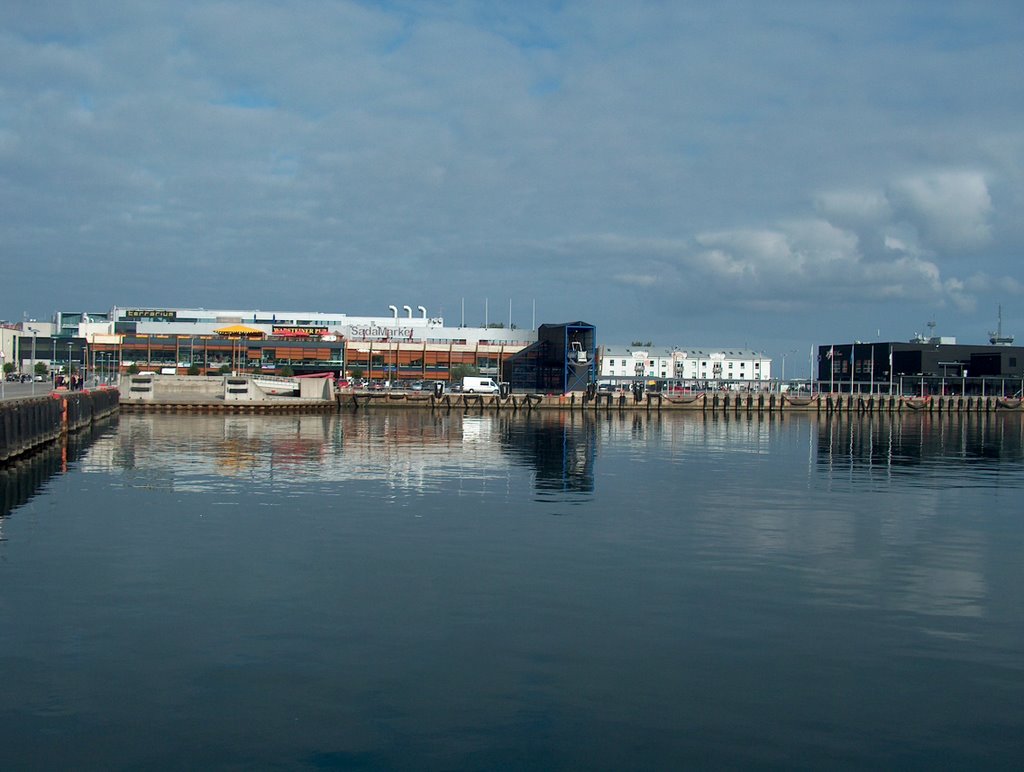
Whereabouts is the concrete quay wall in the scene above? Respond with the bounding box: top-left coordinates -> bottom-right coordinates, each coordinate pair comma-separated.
339,391 -> 1024,414
122,373 -> 335,406
0,389 -> 120,464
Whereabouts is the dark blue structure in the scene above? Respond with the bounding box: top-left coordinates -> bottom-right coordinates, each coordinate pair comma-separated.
507,321 -> 596,393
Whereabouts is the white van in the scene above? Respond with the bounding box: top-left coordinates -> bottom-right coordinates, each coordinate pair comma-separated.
462,376 -> 500,394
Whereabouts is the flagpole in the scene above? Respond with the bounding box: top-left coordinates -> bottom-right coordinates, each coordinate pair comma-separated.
870,343 -> 875,395
810,345 -> 814,395
850,343 -> 855,395
829,346 -> 834,394
889,344 -> 894,395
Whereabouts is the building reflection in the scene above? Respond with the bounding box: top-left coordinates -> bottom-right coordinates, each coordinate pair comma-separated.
498,412 -> 596,494
816,412 -> 1024,476
78,411 -> 600,497
0,417 -> 118,527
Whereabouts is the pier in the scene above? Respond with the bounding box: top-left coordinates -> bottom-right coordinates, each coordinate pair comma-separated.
118,373 -> 337,414
339,390 -> 1024,414
108,373 -> 1024,416
0,388 -> 120,464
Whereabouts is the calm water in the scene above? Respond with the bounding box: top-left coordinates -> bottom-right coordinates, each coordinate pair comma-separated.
1,410 -> 1023,770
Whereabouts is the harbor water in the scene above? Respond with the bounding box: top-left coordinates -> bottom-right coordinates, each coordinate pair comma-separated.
1,411 -> 1023,769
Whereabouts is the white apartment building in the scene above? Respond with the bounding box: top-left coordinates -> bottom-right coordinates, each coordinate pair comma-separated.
600,346 -> 772,386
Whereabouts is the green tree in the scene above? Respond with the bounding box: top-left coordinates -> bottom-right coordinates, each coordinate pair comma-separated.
127,363 -> 140,375
217,364 -> 232,374
34,362 -> 48,377
349,365 -> 364,381
2,362 -> 15,378
279,365 -> 294,376
449,363 -> 480,381
187,364 -> 201,376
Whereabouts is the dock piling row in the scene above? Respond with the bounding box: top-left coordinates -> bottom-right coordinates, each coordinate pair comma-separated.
1,389 -> 120,464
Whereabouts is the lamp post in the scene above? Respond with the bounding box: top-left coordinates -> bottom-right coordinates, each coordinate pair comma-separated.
27,327 -> 38,395
780,349 -> 796,392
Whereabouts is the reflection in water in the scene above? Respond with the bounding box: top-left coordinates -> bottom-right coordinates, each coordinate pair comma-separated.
0,417 -> 118,525
808,411 -> 1024,637
498,412 -> 596,495
817,411 -> 1024,482
3,411 -> 1024,768
81,411 -> 604,499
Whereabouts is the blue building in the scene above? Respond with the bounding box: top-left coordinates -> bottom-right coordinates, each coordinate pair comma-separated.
507,322 -> 596,393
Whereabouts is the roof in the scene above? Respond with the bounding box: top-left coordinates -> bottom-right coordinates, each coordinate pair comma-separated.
602,346 -> 768,358
213,324 -> 264,335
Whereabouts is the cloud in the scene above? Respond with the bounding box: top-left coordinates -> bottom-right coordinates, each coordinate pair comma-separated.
888,171 -> 993,251
687,220 -> 948,307
815,189 -> 892,227
0,1 -> 1021,348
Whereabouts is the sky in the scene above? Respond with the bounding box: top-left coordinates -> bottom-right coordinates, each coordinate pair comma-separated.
2,1 -> 1023,371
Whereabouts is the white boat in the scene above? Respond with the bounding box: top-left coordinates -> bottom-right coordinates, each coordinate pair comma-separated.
253,375 -> 300,395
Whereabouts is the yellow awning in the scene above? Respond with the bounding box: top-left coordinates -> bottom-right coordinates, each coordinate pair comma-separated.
214,324 -> 264,336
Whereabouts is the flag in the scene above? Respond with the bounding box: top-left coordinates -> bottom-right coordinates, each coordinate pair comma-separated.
826,346 -> 834,359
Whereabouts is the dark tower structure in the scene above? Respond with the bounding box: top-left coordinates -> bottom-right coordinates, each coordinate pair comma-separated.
507,321 -> 596,393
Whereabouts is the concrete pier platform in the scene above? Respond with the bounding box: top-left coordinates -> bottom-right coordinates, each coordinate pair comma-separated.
119,373 -> 337,413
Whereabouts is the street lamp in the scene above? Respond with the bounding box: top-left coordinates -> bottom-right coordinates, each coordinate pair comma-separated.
27,327 -> 38,395
780,349 -> 797,391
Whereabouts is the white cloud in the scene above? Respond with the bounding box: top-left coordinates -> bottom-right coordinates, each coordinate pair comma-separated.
888,171 -> 993,251
0,1 -> 1021,347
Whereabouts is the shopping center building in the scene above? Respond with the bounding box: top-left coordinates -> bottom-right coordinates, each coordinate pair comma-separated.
73,305 -> 540,382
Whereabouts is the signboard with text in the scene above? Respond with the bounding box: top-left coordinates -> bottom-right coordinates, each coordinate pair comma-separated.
124,309 -> 178,321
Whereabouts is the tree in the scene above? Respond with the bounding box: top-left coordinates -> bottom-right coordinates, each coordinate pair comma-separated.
34,362 -> 48,377
349,365 -> 364,381
187,364 -> 201,376
279,365 -> 294,376
127,363 -> 140,375
2,362 -> 14,378
450,363 -> 480,381
217,364 -> 232,374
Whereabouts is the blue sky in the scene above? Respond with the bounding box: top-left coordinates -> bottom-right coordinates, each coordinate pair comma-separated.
2,1 -> 1022,367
